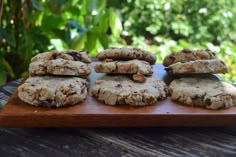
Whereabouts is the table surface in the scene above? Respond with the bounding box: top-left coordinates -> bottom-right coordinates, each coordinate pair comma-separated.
0,79 -> 236,157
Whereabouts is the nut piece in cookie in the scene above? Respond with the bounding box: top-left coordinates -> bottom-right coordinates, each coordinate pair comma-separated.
18,76 -> 88,107
163,49 -> 216,66
132,74 -> 146,83
169,77 -> 236,109
96,47 -> 156,65
92,75 -> 168,106
165,59 -> 228,74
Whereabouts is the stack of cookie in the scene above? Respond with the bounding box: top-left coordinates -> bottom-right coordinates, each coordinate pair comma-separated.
163,49 -> 236,109
92,47 -> 169,106
164,49 -> 227,74
18,50 -> 91,107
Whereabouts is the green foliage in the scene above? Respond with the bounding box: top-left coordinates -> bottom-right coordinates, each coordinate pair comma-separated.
0,0 -> 122,84
0,0 -> 236,85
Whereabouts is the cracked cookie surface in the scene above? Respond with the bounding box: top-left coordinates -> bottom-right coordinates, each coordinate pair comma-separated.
96,47 -> 156,65
18,76 -> 88,107
92,75 -> 168,106
169,77 -> 236,109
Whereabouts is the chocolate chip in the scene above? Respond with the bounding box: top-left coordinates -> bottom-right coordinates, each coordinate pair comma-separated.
192,95 -> 199,100
165,67 -> 172,73
69,84 -> 75,88
39,99 -> 52,107
115,84 -> 122,88
66,51 -> 81,61
205,98 -> 211,106
67,92 -> 76,96
182,49 -> 192,53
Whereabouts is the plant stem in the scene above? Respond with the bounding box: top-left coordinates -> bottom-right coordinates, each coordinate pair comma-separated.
0,0 -> 3,26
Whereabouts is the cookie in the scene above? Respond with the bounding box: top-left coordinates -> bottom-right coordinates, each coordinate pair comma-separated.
94,59 -> 153,75
31,50 -> 92,63
163,49 -> 216,66
92,75 -> 168,106
96,47 -> 156,65
18,76 -> 88,107
29,59 -> 90,77
165,59 -> 227,74
169,77 -> 236,109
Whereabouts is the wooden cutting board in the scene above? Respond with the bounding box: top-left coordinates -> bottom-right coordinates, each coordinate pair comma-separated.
0,64 -> 236,127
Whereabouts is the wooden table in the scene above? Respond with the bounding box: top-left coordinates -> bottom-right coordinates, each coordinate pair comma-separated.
0,79 -> 236,156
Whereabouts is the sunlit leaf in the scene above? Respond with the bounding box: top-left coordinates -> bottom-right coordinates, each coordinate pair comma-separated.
98,11 -> 109,34
71,33 -> 87,50
109,8 -> 122,37
84,30 -> 97,53
86,0 -> 106,15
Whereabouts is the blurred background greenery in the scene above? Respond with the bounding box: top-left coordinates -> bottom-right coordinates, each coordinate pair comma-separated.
0,0 -> 236,85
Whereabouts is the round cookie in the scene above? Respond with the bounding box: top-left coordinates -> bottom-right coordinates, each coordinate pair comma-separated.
96,47 -> 156,65
165,59 -> 227,74
31,50 -> 92,63
18,76 -> 88,107
92,75 -> 168,106
169,77 -> 236,109
29,59 -> 90,77
163,49 -> 216,66
94,59 -> 153,75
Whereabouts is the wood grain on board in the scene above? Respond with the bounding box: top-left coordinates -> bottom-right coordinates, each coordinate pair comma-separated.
0,64 -> 236,127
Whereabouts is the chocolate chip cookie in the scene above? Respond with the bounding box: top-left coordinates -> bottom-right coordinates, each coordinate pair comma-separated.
163,49 -> 216,66
18,76 -> 88,107
169,77 -> 236,109
165,59 -> 228,74
29,59 -> 90,77
94,59 -> 153,75
92,75 -> 168,106
31,50 -> 92,63
96,47 -> 156,65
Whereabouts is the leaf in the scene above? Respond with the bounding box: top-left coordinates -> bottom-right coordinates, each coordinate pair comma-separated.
98,11 -> 109,34
31,0 -> 44,11
86,0 -> 106,15
98,33 -> 109,49
0,67 -> 6,85
42,14 -> 62,30
70,33 -> 87,50
108,8 -> 122,37
0,58 -> 15,78
84,30 -> 97,53
0,28 -> 16,47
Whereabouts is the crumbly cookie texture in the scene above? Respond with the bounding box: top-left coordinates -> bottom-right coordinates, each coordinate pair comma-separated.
94,59 -> 153,75
96,47 -> 156,65
92,75 -> 168,106
165,59 -> 228,74
29,59 -> 90,77
163,49 -> 216,66
169,77 -> 236,109
18,76 -> 88,107
31,50 -> 92,63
